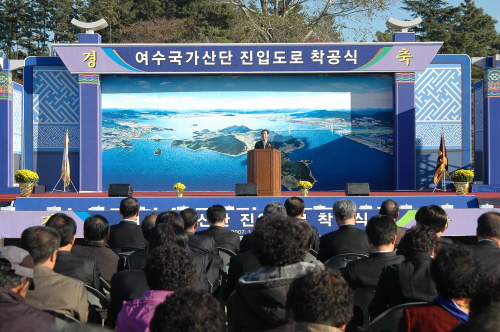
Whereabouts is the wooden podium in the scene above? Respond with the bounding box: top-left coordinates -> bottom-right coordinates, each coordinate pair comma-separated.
247,149 -> 282,196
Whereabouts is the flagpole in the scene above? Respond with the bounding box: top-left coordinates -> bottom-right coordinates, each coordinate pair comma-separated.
51,129 -> 78,193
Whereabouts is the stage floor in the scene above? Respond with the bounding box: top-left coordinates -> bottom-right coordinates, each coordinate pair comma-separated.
3,190 -> 500,199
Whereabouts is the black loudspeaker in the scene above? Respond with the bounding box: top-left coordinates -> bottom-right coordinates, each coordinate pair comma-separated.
33,185 -> 46,194
345,183 -> 370,196
108,184 -> 133,197
235,183 -> 258,196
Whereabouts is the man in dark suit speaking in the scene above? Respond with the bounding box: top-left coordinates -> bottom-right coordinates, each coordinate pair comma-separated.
254,129 -> 274,149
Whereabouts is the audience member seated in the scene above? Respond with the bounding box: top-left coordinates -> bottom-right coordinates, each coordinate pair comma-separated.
452,276 -> 500,331
379,199 -> 407,247
230,215 -> 324,331
126,218 -> 221,293
116,245 -> 196,332
318,199 -> 370,263
286,269 -> 353,332
20,226 -> 88,322
108,197 -> 147,251
239,201 -> 287,253
125,213 -> 158,270
150,288 -> 225,332
0,246 -> 55,332
469,211 -> 500,278
397,205 -> 451,255
451,305 -> 500,332
196,204 -> 240,254
369,227 -> 439,319
71,214 -> 120,283
180,208 -> 218,255
344,215 -> 404,289
156,211 -> 184,228
285,197 -> 320,253
45,213 -> 101,291
224,217 -> 317,301
397,244 -> 481,332
107,223 -> 208,328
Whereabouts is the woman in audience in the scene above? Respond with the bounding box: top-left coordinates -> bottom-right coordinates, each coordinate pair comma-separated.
150,288 -> 224,332
286,269 -> 353,331
397,244 -> 482,332
115,245 -> 196,332
230,215 -> 324,331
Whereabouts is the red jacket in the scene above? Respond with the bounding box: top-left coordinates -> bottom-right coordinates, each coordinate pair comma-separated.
397,301 -> 462,332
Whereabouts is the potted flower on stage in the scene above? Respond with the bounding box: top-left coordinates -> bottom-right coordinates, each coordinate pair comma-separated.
297,181 -> 313,197
173,182 -> 186,197
14,170 -> 39,197
450,169 -> 474,196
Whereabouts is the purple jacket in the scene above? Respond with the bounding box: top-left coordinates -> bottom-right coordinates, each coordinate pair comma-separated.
116,290 -> 174,332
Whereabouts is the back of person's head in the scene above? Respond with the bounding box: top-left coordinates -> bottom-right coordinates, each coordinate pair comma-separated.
284,197 -> 304,217
150,288 -> 225,332
179,208 -> 198,230
145,244 -> 195,291
297,219 -> 313,249
477,212 -> 500,239
469,276 -> 500,320
415,205 -> 448,234
20,226 -> 61,265
263,201 -> 287,217
0,246 -> 35,291
286,269 -> 353,328
365,215 -> 397,246
431,244 -> 481,299
399,226 -> 439,256
119,197 -> 140,218
83,215 -> 110,242
332,200 -> 357,220
149,223 -> 188,251
251,215 -> 309,267
379,199 -> 399,221
207,205 -> 226,224
141,213 -> 158,240
45,213 -> 76,247
156,211 -> 184,228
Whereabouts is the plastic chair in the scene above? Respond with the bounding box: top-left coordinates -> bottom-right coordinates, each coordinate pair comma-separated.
324,253 -> 369,270
85,285 -> 109,310
346,286 -> 376,332
357,302 -> 427,332
43,310 -> 80,328
218,247 -> 236,273
99,277 -> 111,295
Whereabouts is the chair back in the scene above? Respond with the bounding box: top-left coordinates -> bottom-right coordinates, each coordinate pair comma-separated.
218,247 -> 236,273
100,277 -> 111,295
85,285 -> 109,310
357,302 -> 426,332
43,310 -> 80,328
324,253 -> 369,270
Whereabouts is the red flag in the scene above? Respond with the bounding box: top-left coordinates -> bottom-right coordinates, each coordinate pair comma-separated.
433,132 -> 449,184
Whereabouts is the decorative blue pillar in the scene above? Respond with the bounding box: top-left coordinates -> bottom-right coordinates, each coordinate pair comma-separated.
0,69 -> 13,188
393,73 -> 416,190
78,33 -> 103,192
483,67 -> 500,184
392,31 -> 416,190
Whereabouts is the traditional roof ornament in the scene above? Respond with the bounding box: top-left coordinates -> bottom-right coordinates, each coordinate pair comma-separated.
71,18 -> 108,34
386,17 -> 423,33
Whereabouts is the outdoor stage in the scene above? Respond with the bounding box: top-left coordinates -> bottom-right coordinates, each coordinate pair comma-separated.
1,190 -> 500,242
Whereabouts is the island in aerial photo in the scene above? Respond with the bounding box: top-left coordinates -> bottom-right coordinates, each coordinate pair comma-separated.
101,75 -> 394,191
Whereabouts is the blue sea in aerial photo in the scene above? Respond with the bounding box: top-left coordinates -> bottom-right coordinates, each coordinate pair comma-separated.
102,114 -> 393,191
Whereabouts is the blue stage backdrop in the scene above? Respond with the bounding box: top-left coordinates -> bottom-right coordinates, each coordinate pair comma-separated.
102,74 -> 394,191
